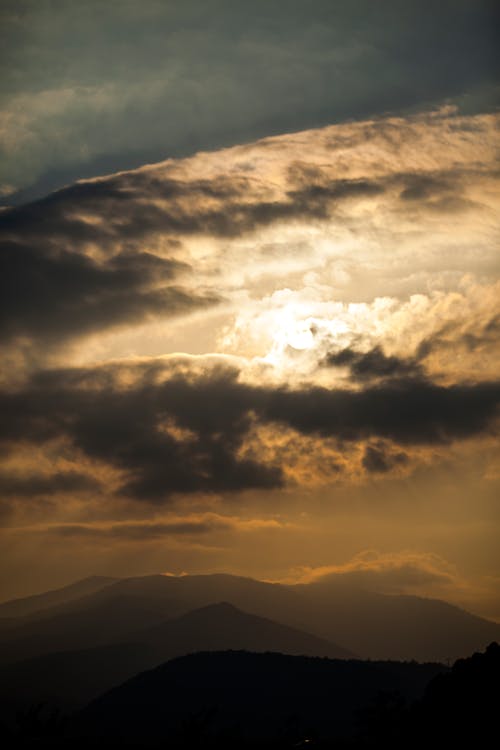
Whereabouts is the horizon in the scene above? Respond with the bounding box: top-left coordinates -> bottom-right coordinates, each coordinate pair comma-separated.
2,568 -> 500,626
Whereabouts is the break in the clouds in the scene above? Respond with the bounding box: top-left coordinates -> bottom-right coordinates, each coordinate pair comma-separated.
1,108 -> 499,369
1,0 -> 499,199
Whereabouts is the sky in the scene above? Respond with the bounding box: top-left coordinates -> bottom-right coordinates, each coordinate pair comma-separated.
0,1 -> 499,620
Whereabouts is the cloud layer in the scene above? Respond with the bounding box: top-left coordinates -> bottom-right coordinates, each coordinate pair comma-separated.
1,0 -> 498,198
1,104 -> 498,617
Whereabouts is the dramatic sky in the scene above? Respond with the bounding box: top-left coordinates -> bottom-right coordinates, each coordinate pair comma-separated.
1,1 -> 499,619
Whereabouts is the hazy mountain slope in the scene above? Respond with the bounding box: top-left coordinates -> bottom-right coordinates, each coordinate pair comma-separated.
293,581 -> 500,662
0,594 -> 181,663
137,601 -> 354,659
0,602 -> 352,715
1,573 -> 498,664
80,650 -> 445,743
14,573 -> 305,623
0,576 -> 118,619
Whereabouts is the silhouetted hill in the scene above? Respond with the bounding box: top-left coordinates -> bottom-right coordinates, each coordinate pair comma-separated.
78,650 -> 444,745
1,573 -> 498,664
0,576 -> 118,620
0,641 -> 155,720
409,641 -> 500,746
4,644 -> 498,748
0,603 -> 351,715
350,641 -> 500,748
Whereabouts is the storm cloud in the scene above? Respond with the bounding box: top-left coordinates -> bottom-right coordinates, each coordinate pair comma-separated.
0,240 -> 217,345
1,362 -> 498,501
324,346 -> 423,381
0,470 -> 101,498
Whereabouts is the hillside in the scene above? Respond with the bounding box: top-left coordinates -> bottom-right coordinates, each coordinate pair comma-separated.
80,650 -> 445,744
0,602 -> 351,713
0,573 -> 498,664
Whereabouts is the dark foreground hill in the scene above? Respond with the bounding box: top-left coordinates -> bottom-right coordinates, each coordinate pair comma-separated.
78,650 -> 444,746
0,603 -> 351,714
3,645 -> 498,748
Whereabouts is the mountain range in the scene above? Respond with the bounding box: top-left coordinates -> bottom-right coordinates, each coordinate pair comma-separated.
0,571 -> 499,722
0,601 -> 350,713
1,572 -> 497,663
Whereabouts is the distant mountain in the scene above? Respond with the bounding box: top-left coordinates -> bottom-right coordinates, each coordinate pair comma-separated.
0,572 -> 498,664
139,601 -> 353,660
0,576 -> 118,619
79,650 -> 445,744
0,602 -> 351,715
0,593 -> 181,663
293,580 -> 500,662
0,573 -> 310,663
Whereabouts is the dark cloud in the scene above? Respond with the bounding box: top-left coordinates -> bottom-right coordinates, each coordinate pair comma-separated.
0,171 -> 385,250
2,0 -> 498,199
0,239 -> 218,346
263,378 -> 500,445
324,346 -> 423,381
396,171 -> 480,214
0,366 -> 283,500
0,174 -> 252,249
0,470 -> 100,498
398,174 -> 455,202
51,518 -> 230,541
0,170 -> 386,347
0,363 -> 498,501
362,443 -> 409,474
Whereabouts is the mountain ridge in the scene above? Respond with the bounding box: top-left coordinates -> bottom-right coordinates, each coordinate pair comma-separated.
0,572 -> 498,663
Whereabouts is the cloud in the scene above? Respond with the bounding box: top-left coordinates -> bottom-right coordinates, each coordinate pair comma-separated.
261,376 -> 500,446
293,550 -> 458,594
418,313 -> 500,360
27,513 -> 285,542
0,163 -> 389,353
0,169 -> 385,250
362,443 -> 409,474
0,240 -> 219,347
2,105 -> 497,365
50,518 -> 231,541
1,0 -> 498,198
324,346 -> 423,381
1,361 -> 498,501
0,470 -> 100,497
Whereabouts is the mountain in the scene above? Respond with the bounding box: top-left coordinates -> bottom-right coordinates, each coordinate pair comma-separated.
0,593 -> 181,663
0,573 -> 310,663
0,602 -> 351,714
0,642 -> 154,720
0,573 -> 498,664
79,650 -> 445,744
0,576 -> 118,619
293,580 -> 500,662
138,601 -> 353,660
